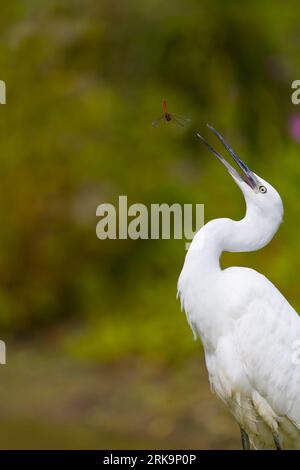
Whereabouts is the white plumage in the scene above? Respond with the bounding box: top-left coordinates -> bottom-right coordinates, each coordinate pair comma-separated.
178,126 -> 300,449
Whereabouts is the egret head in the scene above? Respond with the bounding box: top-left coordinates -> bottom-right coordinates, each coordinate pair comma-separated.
197,125 -> 283,226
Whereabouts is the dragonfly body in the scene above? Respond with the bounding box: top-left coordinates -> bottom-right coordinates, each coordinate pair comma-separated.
152,99 -> 189,127
162,99 -> 172,121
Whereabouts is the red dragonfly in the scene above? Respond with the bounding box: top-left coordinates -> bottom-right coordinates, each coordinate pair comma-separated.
152,99 -> 190,127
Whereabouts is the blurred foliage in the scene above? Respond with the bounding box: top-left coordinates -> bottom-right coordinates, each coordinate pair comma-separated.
0,0 -> 300,362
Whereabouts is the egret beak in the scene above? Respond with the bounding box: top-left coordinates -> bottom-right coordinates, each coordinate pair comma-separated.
197,125 -> 259,191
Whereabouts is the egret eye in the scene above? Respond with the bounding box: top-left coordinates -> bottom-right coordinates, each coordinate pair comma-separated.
259,185 -> 267,194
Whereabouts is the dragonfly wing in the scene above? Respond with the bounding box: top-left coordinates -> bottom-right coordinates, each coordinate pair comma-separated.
172,115 -> 191,127
152,116 -> 164,127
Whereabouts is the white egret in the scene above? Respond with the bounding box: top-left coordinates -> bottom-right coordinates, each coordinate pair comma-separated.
178,125 -> 300,450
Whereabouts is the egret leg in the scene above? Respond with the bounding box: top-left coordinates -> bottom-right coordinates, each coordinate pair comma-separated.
273,433 -> 283,450
240,427 -> 250,450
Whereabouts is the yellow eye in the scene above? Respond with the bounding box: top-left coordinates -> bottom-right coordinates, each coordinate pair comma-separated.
259,185 -> 267,194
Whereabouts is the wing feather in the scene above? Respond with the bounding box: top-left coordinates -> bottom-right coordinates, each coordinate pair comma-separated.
233,274 -> 300,446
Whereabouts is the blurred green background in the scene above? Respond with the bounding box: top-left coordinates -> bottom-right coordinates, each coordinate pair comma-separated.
0,0 -> 300,449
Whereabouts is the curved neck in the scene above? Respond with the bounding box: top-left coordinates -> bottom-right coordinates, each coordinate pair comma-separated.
186,204 -> 281,272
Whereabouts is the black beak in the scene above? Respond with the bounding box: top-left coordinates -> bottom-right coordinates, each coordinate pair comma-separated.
197,125 -> 259,191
